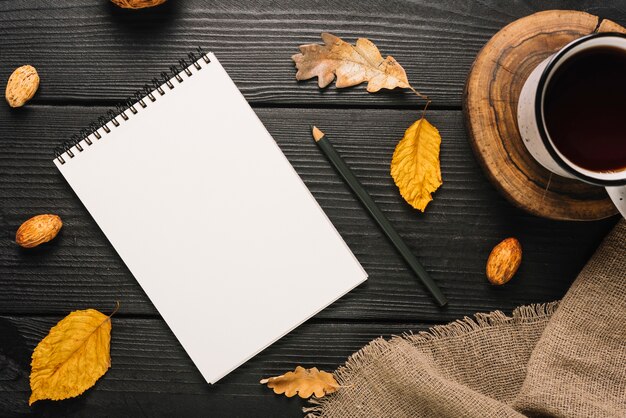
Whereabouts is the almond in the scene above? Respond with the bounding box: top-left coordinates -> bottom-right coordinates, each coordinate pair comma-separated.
110,0 -> 167,8
486,237 -> 522,285
15,214 -> 63,248
5,65 -> 40,108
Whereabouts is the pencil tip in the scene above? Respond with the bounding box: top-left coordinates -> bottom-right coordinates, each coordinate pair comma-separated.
311,126 -> 325,142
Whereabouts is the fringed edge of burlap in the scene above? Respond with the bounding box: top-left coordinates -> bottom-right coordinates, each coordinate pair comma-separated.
303,301 -> 559,418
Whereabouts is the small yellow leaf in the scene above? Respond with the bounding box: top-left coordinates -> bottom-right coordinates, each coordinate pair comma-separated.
260,366 -> 339,399
29,309 -> 112,405
292,33 -> 426,98
391,118 -> 442,212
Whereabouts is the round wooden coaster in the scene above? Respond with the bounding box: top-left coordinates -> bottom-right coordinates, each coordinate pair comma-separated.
464,10 -> 625,221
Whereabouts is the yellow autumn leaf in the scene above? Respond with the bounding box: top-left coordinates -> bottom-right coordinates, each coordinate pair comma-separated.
391,118 -> 442,212
292,33 -> 426,98
29,309 -> 112,405
260,366 -> 339,399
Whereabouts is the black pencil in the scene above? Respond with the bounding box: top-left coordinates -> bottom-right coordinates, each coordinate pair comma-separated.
311,126 -> 448,307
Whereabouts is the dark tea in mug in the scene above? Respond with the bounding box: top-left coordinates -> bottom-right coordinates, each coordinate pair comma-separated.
543,46 -> 626,173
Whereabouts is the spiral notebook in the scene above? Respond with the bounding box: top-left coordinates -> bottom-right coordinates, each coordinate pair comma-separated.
53,50 -> 367,384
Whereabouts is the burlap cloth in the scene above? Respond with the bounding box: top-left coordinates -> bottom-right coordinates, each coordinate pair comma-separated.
305,220 -> 625,417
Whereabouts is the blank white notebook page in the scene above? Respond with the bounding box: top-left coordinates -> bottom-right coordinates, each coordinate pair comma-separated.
54,53 -> 367,384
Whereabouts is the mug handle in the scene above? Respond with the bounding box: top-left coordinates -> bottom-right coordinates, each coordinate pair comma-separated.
606,186 -> 626,218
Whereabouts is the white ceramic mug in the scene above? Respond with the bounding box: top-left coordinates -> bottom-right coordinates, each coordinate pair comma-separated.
517,33 -> 626,218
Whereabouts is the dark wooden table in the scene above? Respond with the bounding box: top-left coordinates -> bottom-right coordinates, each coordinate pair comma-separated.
1,1 -> 623,416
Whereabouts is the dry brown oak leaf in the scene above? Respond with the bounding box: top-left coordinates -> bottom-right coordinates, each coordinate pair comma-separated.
110,0 -> 167,9
292,33 -> 426,98
260,366 -> 339,398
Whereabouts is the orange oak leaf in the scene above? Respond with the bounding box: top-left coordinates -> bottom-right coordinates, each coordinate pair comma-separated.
260,366 -> 339,399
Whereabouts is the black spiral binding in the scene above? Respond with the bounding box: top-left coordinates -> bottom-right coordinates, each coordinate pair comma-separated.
54,48 -> 211,164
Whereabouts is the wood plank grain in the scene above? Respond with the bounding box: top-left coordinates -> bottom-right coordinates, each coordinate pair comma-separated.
0,0 -> 623,107
0,316 -> 432,417
0,105 -> 617,321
